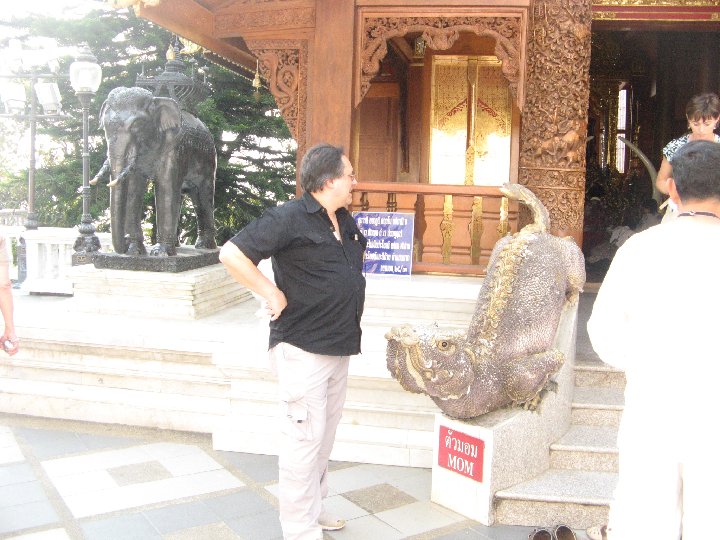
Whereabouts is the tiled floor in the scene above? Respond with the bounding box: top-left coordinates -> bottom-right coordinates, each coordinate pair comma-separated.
0,414 -> 551,540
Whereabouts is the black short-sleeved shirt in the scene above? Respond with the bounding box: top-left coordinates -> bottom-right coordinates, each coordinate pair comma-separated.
230,191 -> 367,356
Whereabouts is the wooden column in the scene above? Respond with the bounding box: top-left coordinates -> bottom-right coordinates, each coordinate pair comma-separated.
306,0 -> 355,151
518,0 -> 592,244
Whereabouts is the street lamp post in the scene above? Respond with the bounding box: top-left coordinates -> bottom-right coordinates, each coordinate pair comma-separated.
0,70 -> 65,231
69,45 -> 102,265
1,60 -> 65,284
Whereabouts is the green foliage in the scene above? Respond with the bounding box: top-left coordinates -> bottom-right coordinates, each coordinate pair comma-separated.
0,8 -> 295,245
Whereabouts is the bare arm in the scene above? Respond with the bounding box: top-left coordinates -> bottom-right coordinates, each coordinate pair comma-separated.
0,262 -> 18,356
655,158 -> 673,195
219,241 -> 287,320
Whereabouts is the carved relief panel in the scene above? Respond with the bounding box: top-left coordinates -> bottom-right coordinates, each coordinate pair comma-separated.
356,11 -> 528,111
245,39 -> 309,158
519,0 -> 593,236
216,1 -> 315,157
214,0 -> 316,37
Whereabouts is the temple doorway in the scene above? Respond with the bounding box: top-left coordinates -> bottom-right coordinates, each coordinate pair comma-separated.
583,28 -> 720,282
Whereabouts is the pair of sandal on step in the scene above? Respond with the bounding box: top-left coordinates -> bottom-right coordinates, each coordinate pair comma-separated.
528,524 -> 576,540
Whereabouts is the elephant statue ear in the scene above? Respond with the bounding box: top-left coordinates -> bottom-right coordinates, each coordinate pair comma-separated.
150,97 -> 181,132
98,99 -> 109,130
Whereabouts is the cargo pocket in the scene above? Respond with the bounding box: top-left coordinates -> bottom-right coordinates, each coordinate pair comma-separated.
280,397 -> 312,441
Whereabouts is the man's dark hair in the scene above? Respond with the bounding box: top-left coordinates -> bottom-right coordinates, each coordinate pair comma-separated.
300,143 -> 344,193
670,140 -> 720,201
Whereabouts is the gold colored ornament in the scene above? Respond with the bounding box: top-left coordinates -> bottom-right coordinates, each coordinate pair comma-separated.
252,59 -> 262,101
178,37 -> 202,56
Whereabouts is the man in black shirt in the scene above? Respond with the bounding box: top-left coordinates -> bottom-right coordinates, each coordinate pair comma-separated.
219,143 -> 366,540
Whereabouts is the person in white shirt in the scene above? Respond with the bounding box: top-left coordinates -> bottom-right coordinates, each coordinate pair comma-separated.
588,140 -> 720,539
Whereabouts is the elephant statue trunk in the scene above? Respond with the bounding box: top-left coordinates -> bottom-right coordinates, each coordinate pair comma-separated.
98,86 -> 217,257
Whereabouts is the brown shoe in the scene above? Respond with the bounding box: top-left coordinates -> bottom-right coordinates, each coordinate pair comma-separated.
528,528 -> 553,540
554,524 -> 577,540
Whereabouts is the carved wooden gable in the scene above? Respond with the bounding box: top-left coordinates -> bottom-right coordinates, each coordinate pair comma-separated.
355,8 -> 530,112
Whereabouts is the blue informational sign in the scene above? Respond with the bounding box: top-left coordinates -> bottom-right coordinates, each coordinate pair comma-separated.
353,212 -> 414,276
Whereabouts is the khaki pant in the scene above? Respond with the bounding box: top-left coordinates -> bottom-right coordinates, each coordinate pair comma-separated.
269,342 -> 350,540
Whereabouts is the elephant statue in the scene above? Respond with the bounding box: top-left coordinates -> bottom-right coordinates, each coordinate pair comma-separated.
94,86 -> 217,256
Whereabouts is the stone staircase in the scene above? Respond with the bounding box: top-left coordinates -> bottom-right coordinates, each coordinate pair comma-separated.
212,275 -> 481,466
493,293 -> 626,529
2,269 -> 624,529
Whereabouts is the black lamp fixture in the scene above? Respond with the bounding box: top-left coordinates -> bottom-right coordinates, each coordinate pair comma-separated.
70,44 -> 103,265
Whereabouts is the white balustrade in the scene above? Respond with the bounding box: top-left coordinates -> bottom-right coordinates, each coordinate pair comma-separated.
21,227 -> 112,295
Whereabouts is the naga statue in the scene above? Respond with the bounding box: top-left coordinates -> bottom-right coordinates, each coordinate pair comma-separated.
385,183 -> 586,419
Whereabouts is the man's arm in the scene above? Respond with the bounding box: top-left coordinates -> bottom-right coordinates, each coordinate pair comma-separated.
219,241 -> 287,321
655,158 -> 673,195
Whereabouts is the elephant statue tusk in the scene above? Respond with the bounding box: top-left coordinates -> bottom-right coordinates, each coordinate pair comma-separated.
617,136 -> 661,204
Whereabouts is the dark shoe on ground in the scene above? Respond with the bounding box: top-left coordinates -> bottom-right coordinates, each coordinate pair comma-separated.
528,528 -> 553,540
554,523 -> 577,540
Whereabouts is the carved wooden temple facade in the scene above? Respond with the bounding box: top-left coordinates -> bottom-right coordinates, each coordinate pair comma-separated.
129,0 -> 720,275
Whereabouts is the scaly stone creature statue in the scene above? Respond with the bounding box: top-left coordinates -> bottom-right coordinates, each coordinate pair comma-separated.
385,183 -> 586,419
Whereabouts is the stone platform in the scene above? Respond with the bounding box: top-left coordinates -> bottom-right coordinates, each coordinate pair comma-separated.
68,262 -> 251,319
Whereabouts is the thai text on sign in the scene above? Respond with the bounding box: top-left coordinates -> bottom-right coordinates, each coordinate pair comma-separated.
437,425 -> 485,482
353,212 -> 414,276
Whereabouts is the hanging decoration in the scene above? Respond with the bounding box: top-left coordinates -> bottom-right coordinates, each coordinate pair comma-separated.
252,59 -> 262,101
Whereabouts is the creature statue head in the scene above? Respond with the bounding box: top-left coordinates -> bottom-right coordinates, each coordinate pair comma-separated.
385,324 -> 474,400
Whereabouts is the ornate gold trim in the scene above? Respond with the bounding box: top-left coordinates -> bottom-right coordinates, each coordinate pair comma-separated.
496,197 -> 509,238
470,196 -> 484,265
387,193 -> 398,212
440,195 -> 455,264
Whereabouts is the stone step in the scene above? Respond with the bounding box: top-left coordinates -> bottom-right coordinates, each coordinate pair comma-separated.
363,275 -> 478,327
550,424 -> 618,473
492,381 -> 622,525
364,298 -> 474,327
571,386 -> 624,427
575,359 -> 626,389
494,469 -> 616,529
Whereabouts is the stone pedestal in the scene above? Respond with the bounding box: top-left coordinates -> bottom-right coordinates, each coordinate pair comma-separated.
94,247 -> 220,272
68,263 -> 252,319
431,300 -> 578,525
